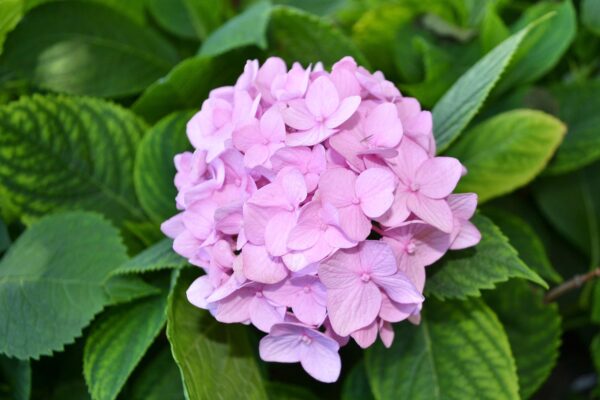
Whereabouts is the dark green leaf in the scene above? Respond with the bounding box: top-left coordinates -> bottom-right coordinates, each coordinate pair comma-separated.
268,5 -> 369,67
0,211 -> 128,359
166,269 -> 268,400
273,0 -> 346,16
446,109 -> 565,203
135,111 -> 193,224
148,0 -> 227,40
342,361 -> 374,400
24,0 -> 147,24
1,2 -> 178,97
365,297 -> 519,400
432,20 -> 533,152
533,161 -> 600,266
592,335 -> 600,392
266,382 -> 319,400
199,1 -> 271,56
544,80 -> 600,175
484,280 -> 561,399
103,275 -> 160,306
126,347 -> 185,400
113,239 -> 187,275
0,355 -> 30,400
132,55 -> 241,124
84,292 -> 169,400
479,4 -> 509,53
0,0 -> 22,55
485,208 -> 562,284
0,94 -> 146,224
426,214 -> 547,300
582,0 -> 600,35
0,218 -> 9,252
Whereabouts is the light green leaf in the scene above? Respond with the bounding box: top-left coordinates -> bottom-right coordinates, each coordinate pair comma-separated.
199,1 -> 271,56
484,280 -> 561,399
446,109 -> 565,203
365,297 -> 519,400
1,1 -> 178,97
84,291 -> 169,400
342,361 -> 375,400
104,275 -> 161,306
432,19 -> 533,152
495,1 -> 576,94
0,0 -> 23,56
266,382 -> 319,400
132,55 -> 241,124
544,80 -> 600,175
426,214 -> 547,300
485,208 -> 562,284
0,211 -> 128,359
125,347 -> 185,400
0,218 -> 9,252
268,5 -> 369,67
583,0 -> 600,35
166,269 -> 268,400
533,161 -> 600,266
113,239 -> 187,275
135,111 -> 193,224
148,0 -> 228,40
0,95 -> 146,224
0,355 -> 30,400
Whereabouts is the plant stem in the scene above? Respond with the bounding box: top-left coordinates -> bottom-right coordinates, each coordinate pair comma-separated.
544,267 -> 600,303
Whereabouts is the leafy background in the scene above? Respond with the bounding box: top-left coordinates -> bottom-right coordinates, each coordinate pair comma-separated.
0,0 -> 599,399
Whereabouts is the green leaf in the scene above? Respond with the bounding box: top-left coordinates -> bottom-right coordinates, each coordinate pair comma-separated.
266,382 -> 319,400
582,0 -> 600,35
1,1 -> 178,97
484,280 -> 561,399
24,0 -> 147,24
485,208 -> 562,284
113,239 -> 187,275
268,6 -> 369,67
592,281 -> 600,323
495,1 -> 576,94
103,275 -> 161,306
132,55 -> 241,124
544,80 -> 600,175
199,1 -> 271,56
166,269 -> 268,400
0,94 -> 146,224
125,347 -> 185,400
148,0 -> 227,40
0,355 -> 30,400
135,111 -> 193,224
365,297 -> 519,400
0,218 -> 9,252
533,161 -> 600,266
342,361 -> 375,400
0,211 -> 128,359
592,335 -> 600,392
426,214 -> 547,300
446,109 -> 565,203
0,0 -> 23,56
479,4 -> 509,53
84,292 -> 169,400
432,20 -> 533,152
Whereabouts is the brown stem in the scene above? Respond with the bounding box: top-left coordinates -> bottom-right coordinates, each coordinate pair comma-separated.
544,267 -> 600,303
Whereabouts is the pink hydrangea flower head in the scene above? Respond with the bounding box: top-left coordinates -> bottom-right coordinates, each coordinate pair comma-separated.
163,56 -> 481,383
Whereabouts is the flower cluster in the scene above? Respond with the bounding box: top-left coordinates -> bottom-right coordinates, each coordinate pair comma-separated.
162,56 -> 481,382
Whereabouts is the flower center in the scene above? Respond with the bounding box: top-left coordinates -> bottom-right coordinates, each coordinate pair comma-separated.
301,334 -> 312,344
352,197 -> 361,205
360,273 -> 371,282
303,286 -> 311,293
409,182 -> 420,192
315,115 -> 325,123
406,241 -> 416,255
255,291 -> 264,298
320,223 -> 328,231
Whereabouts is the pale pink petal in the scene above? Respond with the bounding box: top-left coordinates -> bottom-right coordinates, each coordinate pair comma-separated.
450,220 -> 481,250
260,106 -> 286,142
326,284 -> 382,336
376,189 -> 410,228
330,67 -> 361,98
325,96 -> 361,129
214,287 -> 254,323
318,168 -> 356,208
350,320 -> 378,349
324,226 -> 356,249
379,321 -> 395,348
356,168 -> 396,218
359,240 -> 398,277
259,330 -> 302,363
305,76 -> 339,118
265,211 -> 297,256
244,144 -> 270,168
287,203 -> 321,251
365,102 -> 403,148
231,121 -> 261,152
242,203 -> 272,245
283,101 -> 316,130
379,293 -> 412,322
249,296 -> 285,332
328,130 -> 366,172
285,124 -> 336,146
292,295 -> 327,326
372,272 -> 424,304
338,205 -> 371,242
161,214 -> 185,239
448,193 -> 478,220
186,276 -> 214,309
415,157 -> 462,199
242,244 -> 288,284
407,195 -> 454,233
318,247 -> 362,288
278,167 -> 307,206
173,231 -> 201,259
388,137 -> 428,182
299,335 -> 342,383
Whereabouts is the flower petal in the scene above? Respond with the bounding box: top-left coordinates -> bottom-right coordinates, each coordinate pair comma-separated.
299,336 -> 342,383
242,244 -> 288,284
415,157 -> 462,199
325,95 -> 361,129
305,76 -> 339,118
407,195 -> 454,233
450,220 -> 481,250
265,211 -> 297,256
356,168 -> 396,218
326,283 -> 382,336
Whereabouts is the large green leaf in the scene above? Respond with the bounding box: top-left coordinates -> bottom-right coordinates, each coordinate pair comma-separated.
1,1 -> 178,97
432,20 -> 533,152
135,111 -> 193,224
0,218 -> 9,252
266,382 -> 319,400
84,290 -> 169,400
148,0 -> 227,40
24,0 -> 147,24
479,4 -> 509,53
446,109 -> 565,203
268,5 -> 369,67
426,214 -> 546,300
0,355 -> 30,400
125,347 -> 185,400
544,80 -> 600,175
365,297 -> 519,400
103,275 -> 160,306
495,0 -> 576,94
132,55 -> 241,124
0,0 -> 22,55
583,0 -> 600,35
484,280 -> 561,399
0,95 -> 146,224
342,361 -> 375,400
533,161 -> 600,266
199,1 -> 271,56
0,211 -> 128,359
166,269 -> 268,400
485,208 -> 562,284
113,239 -> 186,275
